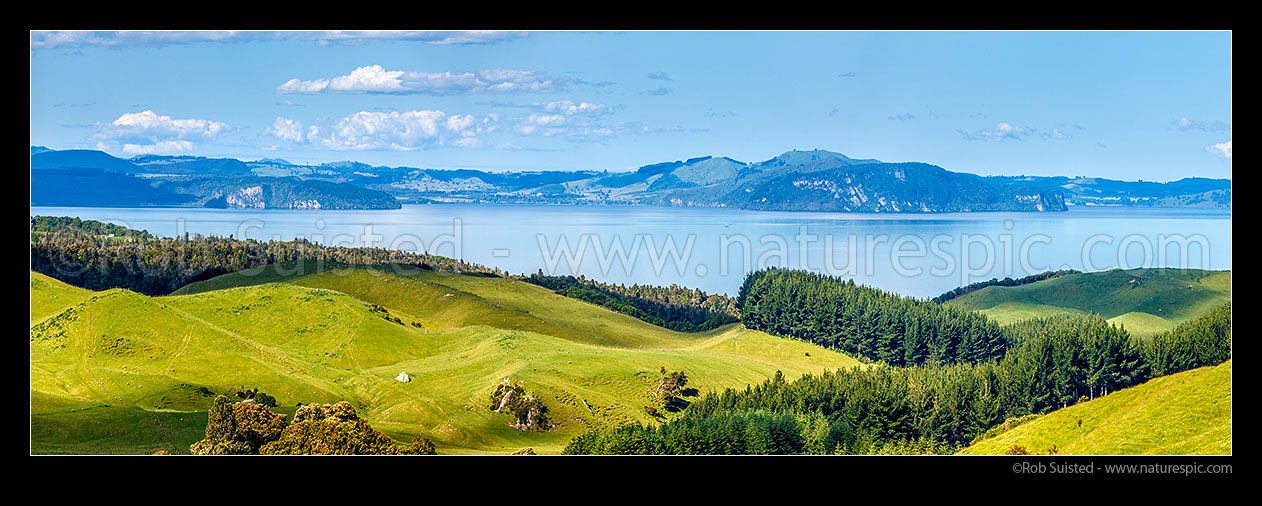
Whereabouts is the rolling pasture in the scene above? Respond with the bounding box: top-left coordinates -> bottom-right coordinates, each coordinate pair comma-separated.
31,268 -> 860,454
946,268 -> 1230,337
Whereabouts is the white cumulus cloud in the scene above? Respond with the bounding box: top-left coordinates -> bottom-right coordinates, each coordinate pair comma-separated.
276,65 -> 562,96
277,110 -> 497,151
1206,140 -> 1232,160
961,122 -> 1035,141
95,110 -> 230,143
264,117 -> 306,143
93,110 -> 230,154
539,100 -> 615,116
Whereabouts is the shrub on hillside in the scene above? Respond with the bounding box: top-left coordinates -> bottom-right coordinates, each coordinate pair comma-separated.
190,396 -> 287,455
488,379 -> 550,431
969,414 -> 1043,445
406,436 -> 437,455
234,387 -> 278,407
260,401 -> 401,455
653,368 -> 689,410
191,397 -> 407,455
253,392 -> 278,408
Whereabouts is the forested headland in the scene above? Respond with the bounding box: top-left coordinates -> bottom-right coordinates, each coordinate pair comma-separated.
521,273 -> 738,332
931,269 -> 1080,303
31,216 -> 737,334
30,215 -> 500,296
738,267 -> 1008,366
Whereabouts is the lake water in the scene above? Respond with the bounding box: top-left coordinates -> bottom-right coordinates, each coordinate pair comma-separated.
30,205 -> 1232,299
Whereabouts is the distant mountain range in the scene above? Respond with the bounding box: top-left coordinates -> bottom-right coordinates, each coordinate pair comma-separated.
31,149 -> 401,210
29,147 -> 1230,211
986,175 -> 1232,208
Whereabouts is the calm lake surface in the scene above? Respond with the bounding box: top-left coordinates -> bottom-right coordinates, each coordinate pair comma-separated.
31,205 -> 1232,299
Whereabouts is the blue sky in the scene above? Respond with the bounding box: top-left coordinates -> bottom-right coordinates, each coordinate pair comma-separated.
30,30 -> 1231,181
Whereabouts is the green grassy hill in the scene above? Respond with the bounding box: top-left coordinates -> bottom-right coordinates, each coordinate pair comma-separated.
31,270 -> 861,454
961,360 -> 1231,455
946,268 -> 1230,336
31,272 -> 94,323
31,391 -> 207,455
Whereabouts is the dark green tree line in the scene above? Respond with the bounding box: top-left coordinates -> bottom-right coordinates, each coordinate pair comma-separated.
31,216 -> 499,295
930,269 -> 1080,303
738,267 -> 1007,366
1143,302 -> 1231,377
521,272 -> 739,332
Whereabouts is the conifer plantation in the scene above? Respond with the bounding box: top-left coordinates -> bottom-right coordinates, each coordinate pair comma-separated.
564,290 -> 1230,454
738,267 -> 1008,366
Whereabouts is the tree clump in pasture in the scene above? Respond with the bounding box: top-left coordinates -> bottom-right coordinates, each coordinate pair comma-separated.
190,395 -> 288,455
234,387 -> 277,407
653,367 -> 689,411
191,396 -> 429,455
489,379 -> 551,431
406,436 -> 437,455
259,401 -> 402,455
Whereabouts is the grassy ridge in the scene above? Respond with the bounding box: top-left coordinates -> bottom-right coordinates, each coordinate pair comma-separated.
30,273 -> 94,323
946,268 -> 1230,336
30,270 -> 861,454
169,259 -> 327,296
961,360 -> 1231,455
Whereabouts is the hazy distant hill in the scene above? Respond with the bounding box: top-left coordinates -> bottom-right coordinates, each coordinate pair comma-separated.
162,176 -> 403,210
31,149 -> 142,173
988,175 -> 1231,208
30,148 -> 400,210
381,149 -> 1068,212
641,151 -> 1065,212
31,168 -> 198,207
128,154 -> 255,177
30,146 -> 1227,212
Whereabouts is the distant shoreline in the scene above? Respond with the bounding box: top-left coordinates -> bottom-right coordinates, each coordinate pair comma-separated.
29,201 -> 1230,214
